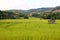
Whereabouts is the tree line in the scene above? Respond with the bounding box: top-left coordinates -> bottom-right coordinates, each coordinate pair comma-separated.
0,10 -> 29,19
0,10 -> 60,19
31,12 -> 60,19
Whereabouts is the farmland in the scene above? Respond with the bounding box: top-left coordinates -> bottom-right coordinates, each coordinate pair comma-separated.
0,18 -> 60,40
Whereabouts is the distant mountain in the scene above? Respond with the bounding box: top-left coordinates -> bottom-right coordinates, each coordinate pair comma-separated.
7,7 -> 54,14
28,8 -> 54,13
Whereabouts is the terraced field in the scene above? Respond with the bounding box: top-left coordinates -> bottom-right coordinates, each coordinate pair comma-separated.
0,18 -> 60,40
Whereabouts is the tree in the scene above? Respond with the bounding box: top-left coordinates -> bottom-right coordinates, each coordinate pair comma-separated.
0,11 -> 4,19
47,13 -> 56,24
24,14 -> 29,19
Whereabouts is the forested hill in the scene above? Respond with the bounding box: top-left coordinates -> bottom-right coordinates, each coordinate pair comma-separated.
7,7 -> 54,14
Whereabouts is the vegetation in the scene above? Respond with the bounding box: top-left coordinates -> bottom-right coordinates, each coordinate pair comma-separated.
0,6 -> 60,40
0,11 -> 18,19
0,11 -> 27,19
24,14 -> 29,19
0,18 -> 60,40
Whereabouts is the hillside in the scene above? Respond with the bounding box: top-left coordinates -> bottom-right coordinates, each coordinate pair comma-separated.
7,7 -> 54,14
52,6 -> 60,13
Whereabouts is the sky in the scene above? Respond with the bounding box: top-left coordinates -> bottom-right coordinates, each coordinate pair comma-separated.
0,0 -> 60,10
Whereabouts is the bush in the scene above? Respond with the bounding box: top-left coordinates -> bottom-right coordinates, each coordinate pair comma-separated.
24,16 -> 29,19
24,14 -> 29,19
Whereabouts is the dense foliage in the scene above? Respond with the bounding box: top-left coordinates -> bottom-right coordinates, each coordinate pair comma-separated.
0,10 -> 29,19
31,12 -> 60,19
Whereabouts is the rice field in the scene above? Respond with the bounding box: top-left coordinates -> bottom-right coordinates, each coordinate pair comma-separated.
0,18 -> 60,40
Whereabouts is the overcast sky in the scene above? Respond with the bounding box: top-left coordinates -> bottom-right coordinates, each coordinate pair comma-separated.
0,0 -> 60,10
